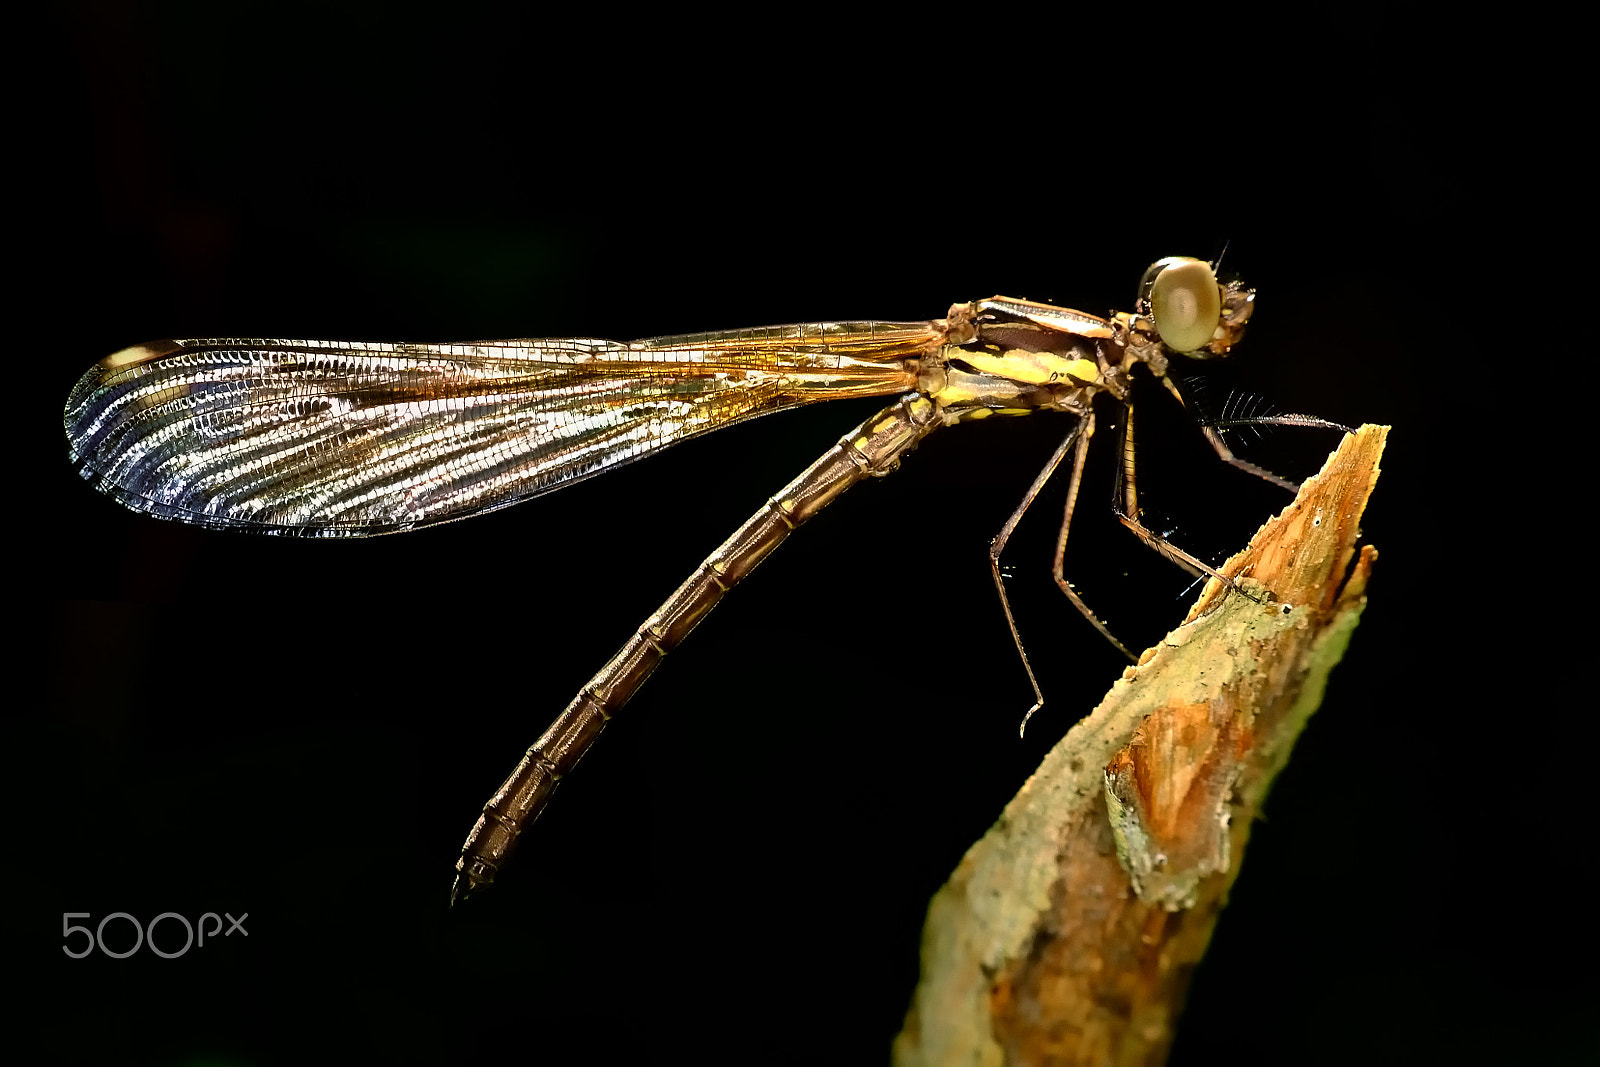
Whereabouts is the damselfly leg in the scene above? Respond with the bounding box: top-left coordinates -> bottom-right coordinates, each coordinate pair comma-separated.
996,366 -> 1354,738
986,405 -> 1104,723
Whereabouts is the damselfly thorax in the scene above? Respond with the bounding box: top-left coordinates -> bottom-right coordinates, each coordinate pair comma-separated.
63,257 -> 1345,902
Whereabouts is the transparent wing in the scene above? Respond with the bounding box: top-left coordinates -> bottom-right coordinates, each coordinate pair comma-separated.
64,322 -> 936,536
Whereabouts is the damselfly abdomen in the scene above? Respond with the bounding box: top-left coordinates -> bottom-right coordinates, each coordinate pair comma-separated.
63,257 -> 1343,902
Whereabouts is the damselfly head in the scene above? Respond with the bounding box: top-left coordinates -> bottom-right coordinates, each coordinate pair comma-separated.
1136,257 -> 1253,359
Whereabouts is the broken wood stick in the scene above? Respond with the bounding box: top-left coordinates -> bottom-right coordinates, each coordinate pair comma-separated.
895,424 -> 1387,1067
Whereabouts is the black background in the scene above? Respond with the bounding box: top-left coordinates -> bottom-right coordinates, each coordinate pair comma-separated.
19,4 -> 1576,1065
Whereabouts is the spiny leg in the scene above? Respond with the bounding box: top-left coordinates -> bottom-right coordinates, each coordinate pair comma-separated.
1111,397 -> 1262,600
1045,409 -> 1139,672
1159,376 -> 1352,492
989,417 -> 1088,735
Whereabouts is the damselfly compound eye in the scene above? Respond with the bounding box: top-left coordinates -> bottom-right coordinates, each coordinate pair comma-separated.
1146,258 -> 1221,354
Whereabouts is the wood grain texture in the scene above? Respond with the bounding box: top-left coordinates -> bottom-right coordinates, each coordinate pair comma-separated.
896,425 -> 1386,1067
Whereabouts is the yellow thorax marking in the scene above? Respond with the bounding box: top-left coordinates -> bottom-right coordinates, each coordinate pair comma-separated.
956,350 -> 1098,387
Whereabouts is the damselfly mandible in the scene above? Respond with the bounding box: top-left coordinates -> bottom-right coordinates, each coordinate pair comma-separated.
63,257 -> 1343,904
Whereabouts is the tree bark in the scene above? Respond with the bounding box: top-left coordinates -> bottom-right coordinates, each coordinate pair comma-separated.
894,424 -> 1388,1067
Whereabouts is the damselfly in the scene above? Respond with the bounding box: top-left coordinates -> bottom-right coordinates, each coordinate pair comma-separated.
62,256 -> 1344,903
